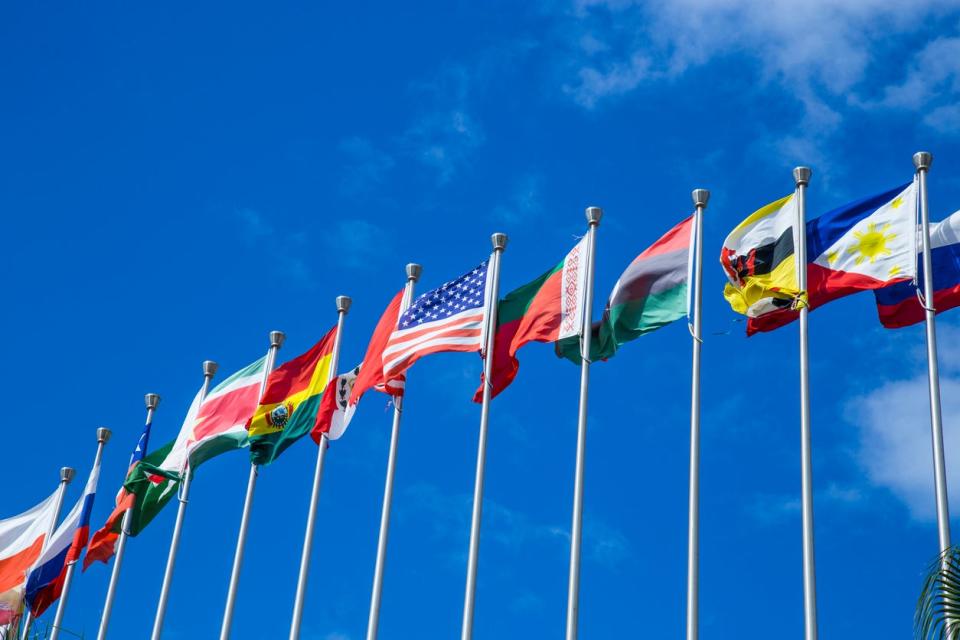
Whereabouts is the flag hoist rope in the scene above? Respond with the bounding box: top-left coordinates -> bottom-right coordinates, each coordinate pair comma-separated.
915,151 -> 953,554
49,428 -> 111,640
288,296 -> 351,640
150,360 -> 218,640
686,189 -> 709,640
219,331 -> 286,640
96,393 -> 160,640
564,207 -> 601,640
460,232 -> 508,640
19,467 -> 75,640
793,166 -> 819,640
366,263 -> 422,640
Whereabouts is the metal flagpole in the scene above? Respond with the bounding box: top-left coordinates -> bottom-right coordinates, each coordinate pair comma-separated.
20,467 -> 75,640
49,428 -> 111,640
150,360 -> 218,640
96,393 -> 160,640
460,233 -> 507,640
366,263 -> 421,640
686,190 -> 708,640
219,331 -> 286,640
288,297 -> 351,640
565,207 -> 601,640
914,151 -> 953,553
793,166 -> 818,640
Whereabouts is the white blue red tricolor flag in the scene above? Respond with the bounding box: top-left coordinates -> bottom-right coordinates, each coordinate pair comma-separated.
382,260 -> 491,380
25,457 -> 101,616
874,209 -> 960,328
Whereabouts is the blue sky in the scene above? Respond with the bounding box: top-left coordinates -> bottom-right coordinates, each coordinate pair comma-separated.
3,1 -> 960,638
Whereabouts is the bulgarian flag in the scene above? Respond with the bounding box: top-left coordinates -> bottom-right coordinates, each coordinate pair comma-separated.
558,215 -> 694,362
473,237 -> 589,401
248,326 -> 337,465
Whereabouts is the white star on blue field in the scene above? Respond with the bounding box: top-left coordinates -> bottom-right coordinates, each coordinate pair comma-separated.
3,1 -> 960,638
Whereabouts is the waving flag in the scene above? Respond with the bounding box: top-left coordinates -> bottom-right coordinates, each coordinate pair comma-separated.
382,261 -> 491,382
874,209 -> 960,328
0,490 -> 60,628
25,459 -> 102,617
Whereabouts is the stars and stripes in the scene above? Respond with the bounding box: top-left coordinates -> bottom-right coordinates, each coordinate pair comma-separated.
382,261 -> 491,379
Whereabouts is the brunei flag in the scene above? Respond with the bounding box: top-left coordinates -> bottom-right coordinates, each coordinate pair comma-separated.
248,326 -> 338,465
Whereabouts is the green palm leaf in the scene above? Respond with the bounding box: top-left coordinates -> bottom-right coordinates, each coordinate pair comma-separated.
917,545 -> 960,639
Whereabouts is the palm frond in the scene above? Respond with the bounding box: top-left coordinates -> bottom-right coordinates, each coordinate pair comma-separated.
917,545 -> 960,639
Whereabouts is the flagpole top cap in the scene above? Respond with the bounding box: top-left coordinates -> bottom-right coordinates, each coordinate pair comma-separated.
913,151 -> 933,171
60,467 -> 75,483
491,232 -> 508,250
406,263 -> 423,282
585,206 -> 603,225
692,189 -> 710,207
202,360 -> 218,377
270,331 -> 286,348
144,393 -> 161,410
793,167 -> 812,186
97,427 -> 112,444
336,296 -> 352,313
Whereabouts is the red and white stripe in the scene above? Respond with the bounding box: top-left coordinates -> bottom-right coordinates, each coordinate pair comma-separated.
382,307 -> 485,378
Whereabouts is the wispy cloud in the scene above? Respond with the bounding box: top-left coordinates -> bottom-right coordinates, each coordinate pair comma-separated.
233,207 -> 312,285
322,219 -> 393,271
490,173 -> 544,226
338,136 -> 396,196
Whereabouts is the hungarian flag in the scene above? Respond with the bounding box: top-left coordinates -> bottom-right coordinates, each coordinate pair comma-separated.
558,215 -> 694,363
248,327 -> 337,465
313,290 -> 405,442
473,238 -> 589,401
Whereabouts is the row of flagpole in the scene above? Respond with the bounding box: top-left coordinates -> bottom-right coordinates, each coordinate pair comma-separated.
21,153 -> 954,640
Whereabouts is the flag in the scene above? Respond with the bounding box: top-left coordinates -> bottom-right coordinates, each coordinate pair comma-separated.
25,458 -> 102,617
557,215 -> 694,364
472,238 -> 589,400
382,261 -> 491,383
84,420 -> 152,570
0,490 -> 60,628
312,289 -> 406,443
248,327 -> 338,465
874,209 -> 960,328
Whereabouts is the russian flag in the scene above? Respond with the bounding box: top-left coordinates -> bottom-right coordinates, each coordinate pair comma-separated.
24,459 -> 100,617
873,210 -> 960,328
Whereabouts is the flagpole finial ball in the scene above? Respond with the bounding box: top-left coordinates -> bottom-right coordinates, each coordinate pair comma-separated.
585,206 -> 603,225
145,393 -> 161,410
336,296 -> 352,314
203,360 -> 219,378
60,467 -> 75,483
269,331 -> 286,348
97,427 -> 112,444
913,152 -> 933,171
406,263 -> 423,282
692,189 -> 710,207
491,232 -> 508,251
793,166 -> 812,186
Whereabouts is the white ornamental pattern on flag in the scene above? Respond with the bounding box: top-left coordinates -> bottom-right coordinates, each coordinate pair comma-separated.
382,260 -> 490,379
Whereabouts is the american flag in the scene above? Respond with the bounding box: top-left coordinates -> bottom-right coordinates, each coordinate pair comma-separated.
382,260 -> 491,379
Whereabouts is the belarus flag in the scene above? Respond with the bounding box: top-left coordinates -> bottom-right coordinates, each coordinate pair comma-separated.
749,181 -> 918,334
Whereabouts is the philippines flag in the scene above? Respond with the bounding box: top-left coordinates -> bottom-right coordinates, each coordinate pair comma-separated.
25,458 -> 101,616
382,260 -> 491,380
748,182 -> 918,333
874,209 -> 960,328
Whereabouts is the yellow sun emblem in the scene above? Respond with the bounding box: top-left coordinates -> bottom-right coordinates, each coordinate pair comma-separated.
847,222 -> 897,265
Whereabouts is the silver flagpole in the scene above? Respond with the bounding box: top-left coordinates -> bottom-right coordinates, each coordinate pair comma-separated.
288,297 -> 351,640
96,393 -> 160,640
914,151 -> 953,553
565,207 -> 601,640
366,263 -> 422,640
150,360 -> 218,640
461,233 -> 507,640
793,166 -> 818,640
20,467 -> 75,640
219,331 -> 285,640
49,429 -> 111,640
686,190 -> 708,640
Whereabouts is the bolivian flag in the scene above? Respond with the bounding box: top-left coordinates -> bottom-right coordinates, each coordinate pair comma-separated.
248,326 -> 338,465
